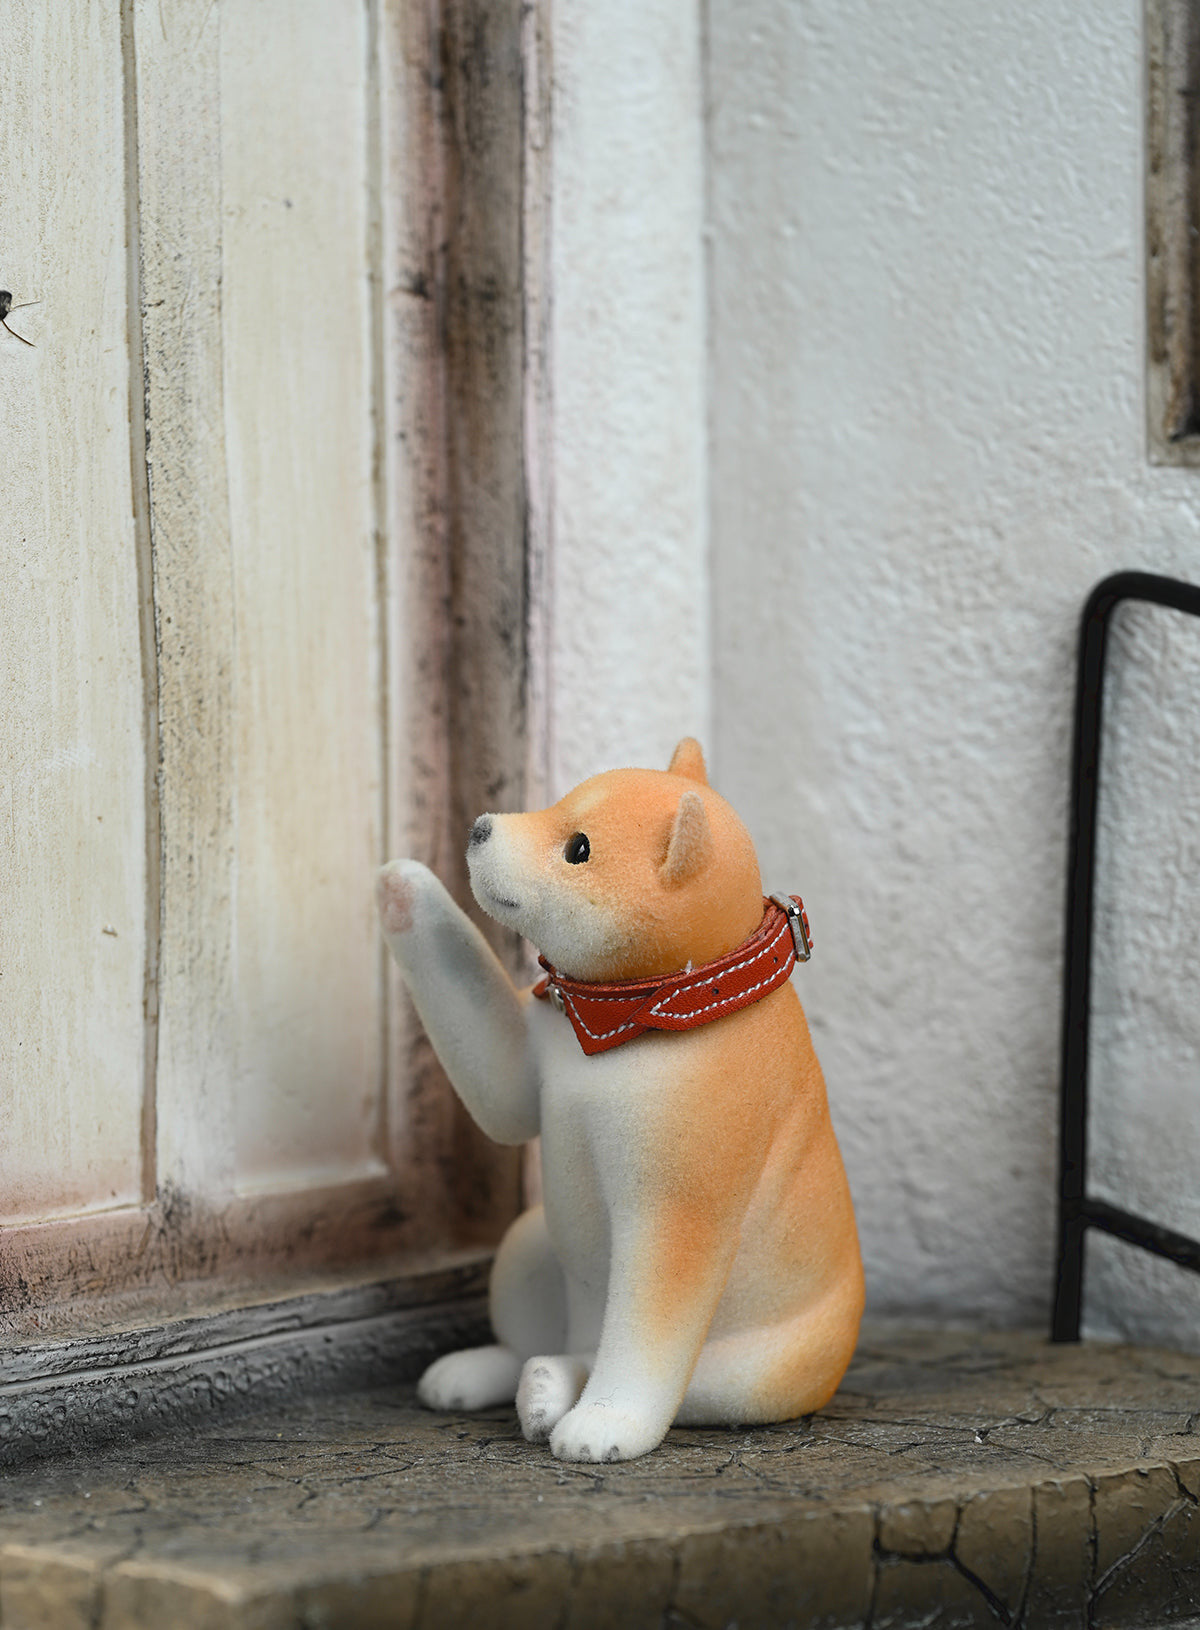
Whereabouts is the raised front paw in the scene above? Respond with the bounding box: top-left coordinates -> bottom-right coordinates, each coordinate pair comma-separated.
417,1344 -> 522,1412
549,1398 -> 668,1464
376,858 -> 432,937
516,1354 -> 589,1442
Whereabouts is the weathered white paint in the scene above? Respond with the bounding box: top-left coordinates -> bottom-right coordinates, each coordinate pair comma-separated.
3,0 -> 531,1311
135,0 -> 240,1206
0,5 -> 147,1223
135,0 -> 387,1207
705,0 -> 1200,1342
546,0 -> 710,794
220,0 -> 384,1196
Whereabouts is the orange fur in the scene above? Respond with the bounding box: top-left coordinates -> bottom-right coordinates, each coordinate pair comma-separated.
479,764 -> 764,979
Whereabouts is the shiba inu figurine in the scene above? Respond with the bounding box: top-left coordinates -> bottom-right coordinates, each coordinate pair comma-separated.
376,739 -> 863,1463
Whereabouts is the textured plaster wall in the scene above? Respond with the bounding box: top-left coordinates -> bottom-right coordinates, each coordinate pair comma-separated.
705,0 -> 1200,1340
546,0 -> 709,796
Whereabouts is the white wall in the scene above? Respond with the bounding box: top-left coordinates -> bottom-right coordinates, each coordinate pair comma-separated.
706,0 -> 1200,1341
545,0 -> 710,794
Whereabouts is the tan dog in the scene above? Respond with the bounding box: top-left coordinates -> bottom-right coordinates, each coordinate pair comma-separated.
377,740 -> 863,1463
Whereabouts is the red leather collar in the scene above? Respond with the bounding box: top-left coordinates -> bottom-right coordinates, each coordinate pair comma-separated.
532,894 -> 812,1056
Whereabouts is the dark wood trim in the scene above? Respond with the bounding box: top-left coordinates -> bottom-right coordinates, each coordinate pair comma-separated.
382,0 -> 532,1265
1147,0 -> 1200,461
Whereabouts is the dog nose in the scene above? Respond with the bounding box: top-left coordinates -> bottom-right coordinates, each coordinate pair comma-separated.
468,815 -> 493,850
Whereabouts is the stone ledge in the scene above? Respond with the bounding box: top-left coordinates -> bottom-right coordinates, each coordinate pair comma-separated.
1,1325 -> 1198,1628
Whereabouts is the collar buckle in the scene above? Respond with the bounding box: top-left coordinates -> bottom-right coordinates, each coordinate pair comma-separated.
769,892 -> 813,962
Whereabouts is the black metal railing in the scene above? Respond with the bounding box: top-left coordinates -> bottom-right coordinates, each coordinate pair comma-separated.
1052,570 -> 1200,1343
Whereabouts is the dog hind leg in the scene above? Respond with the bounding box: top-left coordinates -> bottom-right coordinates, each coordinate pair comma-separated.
489,1203 -> 569,1357
676,1276 -> 864,1427
417,1205 -> 569,1414
417,1345 -> 523,1411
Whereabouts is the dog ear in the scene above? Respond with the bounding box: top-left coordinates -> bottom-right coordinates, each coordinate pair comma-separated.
661,790 -> 712,886
667,737 -> 708,785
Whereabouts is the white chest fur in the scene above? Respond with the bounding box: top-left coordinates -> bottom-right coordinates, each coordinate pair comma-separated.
527,995 -> 655,1334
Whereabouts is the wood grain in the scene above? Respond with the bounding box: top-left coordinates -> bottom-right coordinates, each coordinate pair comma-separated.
381,0 -> 528,1249
137,0 -> 388,1203
132,0 -> 239,1202
1,0 -> 535,1332
219,0 -> 385,1196
1147,0 -> 1200,461
0,4 -> 147,1224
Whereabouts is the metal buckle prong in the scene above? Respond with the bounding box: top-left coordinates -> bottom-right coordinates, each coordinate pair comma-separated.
547,981 -> 566,1015
770,893 -> 813,963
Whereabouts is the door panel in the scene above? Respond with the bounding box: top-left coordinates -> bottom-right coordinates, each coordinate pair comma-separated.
1,0 -> 528,1336
220,0 -> 385,1195
0,4 -> 147,1225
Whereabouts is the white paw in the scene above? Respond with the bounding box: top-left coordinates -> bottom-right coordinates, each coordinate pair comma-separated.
516,1355 -> 589,1442
377,858 -> 440,938
416,1345 -> 522,1412
376,862 -> 417,935
549,1399 -> 667,1464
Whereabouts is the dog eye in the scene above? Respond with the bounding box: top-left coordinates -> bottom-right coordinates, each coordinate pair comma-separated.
564,832 -> 590,865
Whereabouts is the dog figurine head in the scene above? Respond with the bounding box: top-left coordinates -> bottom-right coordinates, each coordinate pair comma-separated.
465,739 -> 763,981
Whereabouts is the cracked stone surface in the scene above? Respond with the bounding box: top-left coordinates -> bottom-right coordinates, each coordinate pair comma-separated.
1,1325 -> 1199,1628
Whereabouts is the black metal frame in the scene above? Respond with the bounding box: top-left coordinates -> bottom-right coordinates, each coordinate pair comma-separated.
1052,570 -> 1200,1343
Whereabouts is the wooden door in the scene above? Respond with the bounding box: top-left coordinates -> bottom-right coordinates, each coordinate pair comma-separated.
1,0 -> 531,1342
